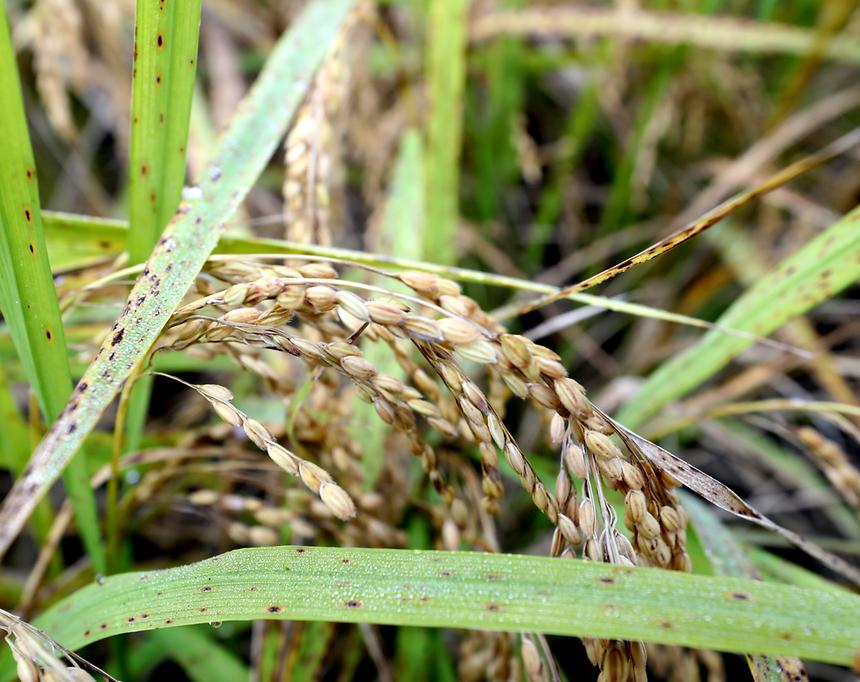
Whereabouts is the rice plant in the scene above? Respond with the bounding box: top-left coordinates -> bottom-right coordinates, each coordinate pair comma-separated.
1,0 -> 859,680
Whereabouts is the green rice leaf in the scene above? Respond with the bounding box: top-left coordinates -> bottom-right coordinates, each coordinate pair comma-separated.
0,5 -> 104,571
3,546 -> 859,673
128,0 -> 202,263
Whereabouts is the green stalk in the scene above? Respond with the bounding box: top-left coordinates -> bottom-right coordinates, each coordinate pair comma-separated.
353,130 -> 425,485
0,6 -> 104,572
424,0 -> 468,263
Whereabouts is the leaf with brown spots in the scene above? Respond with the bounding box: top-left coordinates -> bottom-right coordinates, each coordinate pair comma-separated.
619,191 -> 860,427
0,6 -> 104,571
7,546 -> 859,672
512,127 -> 860,318
0,0 -> 358,562
128,0 -> 201,262
602,409 -> 860,585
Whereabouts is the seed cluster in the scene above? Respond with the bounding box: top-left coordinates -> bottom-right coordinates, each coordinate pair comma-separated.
187,381 -> 356,520
153,257 -> 695,681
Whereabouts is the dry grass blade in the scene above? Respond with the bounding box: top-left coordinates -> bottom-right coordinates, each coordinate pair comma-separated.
599,409 -> 860,585
0,0 -> 358,562
619,202 -> 860,429
0,609 -> 117,682
513,126 -> 860,317
471,7 -> 860,65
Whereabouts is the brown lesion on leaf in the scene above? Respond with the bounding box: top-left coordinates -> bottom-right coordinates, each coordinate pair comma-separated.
28,243 -> 34,254
727,591 -> 752,602
141,163 -> 149,176
156,73 -> 162,85
45,329 -> 53,341
344,599 -> 362,608
267,605 -> 283,613
24,208 -> 32,223
485,603 -> 501,613
598,576 -> 615,584
157,34 -> 164,48
112,329 -> 125,345
658,620 -> 674,629
26,169 -> 33,179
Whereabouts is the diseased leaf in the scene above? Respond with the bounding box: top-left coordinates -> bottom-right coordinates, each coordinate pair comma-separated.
0,546 -> 857,678
601,409 -> 860,585
128,0 -> 202,262
514,127 -> 860,316
0,0 -> 358,562
618,200 -> 860,427
0,4 -> 104,571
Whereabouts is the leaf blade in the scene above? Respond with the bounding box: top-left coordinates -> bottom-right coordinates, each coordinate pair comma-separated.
128,0 -> 202,262
0,5 -> 104,571
618,203 -> 860,427
13,546 -> 860,668
0,0 -> 358,562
